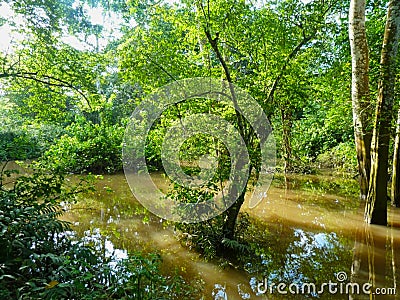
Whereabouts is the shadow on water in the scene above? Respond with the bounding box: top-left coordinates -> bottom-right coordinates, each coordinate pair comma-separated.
59,172 -> 400,299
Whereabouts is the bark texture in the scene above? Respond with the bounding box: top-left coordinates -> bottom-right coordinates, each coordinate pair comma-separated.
365,0 -> 400,225
391,108 -> 400,207
349,0 -> 372,201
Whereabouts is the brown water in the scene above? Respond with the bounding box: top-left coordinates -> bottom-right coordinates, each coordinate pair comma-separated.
2,161 -> 399,299
56,172 -> 400,299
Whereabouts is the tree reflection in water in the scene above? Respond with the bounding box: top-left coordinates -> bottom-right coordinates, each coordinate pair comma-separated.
351,209 -> 400,300
62,173 -> 400,299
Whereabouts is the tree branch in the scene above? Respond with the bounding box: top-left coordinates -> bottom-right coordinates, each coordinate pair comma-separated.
204,29 -> 248,140
266,0 -> 338,104
266,33 -> 313,103
0,71 -> 92,110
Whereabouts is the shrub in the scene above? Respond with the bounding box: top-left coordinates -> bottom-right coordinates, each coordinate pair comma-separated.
175,212 -> 251,261
0,129 -> 41,160
316,142 -> 358,173
42,122 -> 124,174
0,165 -> 89,298
0,124 -> 65,161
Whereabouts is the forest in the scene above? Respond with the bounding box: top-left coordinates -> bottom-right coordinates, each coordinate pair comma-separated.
0,0 -> 399,299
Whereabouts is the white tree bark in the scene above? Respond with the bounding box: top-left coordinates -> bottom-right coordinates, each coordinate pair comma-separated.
349,0 -> 372,201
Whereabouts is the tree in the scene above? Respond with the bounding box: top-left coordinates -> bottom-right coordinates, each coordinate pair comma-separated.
0,0 -> 121,124
391,108 -> 400,207
1,41 -> 107,123
349,0 -> 372,201
200,0 -> 341,237
365,0 -> 400,225
115,0 -> 346,241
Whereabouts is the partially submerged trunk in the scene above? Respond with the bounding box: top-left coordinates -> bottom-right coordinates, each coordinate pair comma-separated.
349,0 -> 372,201
391,108 -> 400,207
204,28 -> 250,240
365,0 -> 400,225
222,193 -> 245,240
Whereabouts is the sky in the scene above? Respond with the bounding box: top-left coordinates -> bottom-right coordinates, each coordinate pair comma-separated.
0,0 -> 314,53
0,2 -> 23,52
0,1 -> 125,52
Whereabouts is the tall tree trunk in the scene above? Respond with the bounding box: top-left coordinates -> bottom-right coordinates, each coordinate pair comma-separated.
349,0 -> 372,201
391,108 -> 400,207
365,0 -> 400,225
281,108 -> 293,175
204,29 -> 250,239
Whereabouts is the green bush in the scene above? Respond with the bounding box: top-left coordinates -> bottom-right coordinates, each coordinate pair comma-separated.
316,142 -> 358,173
0,130 -> 41,160
176,212 -> 251,261
0,124 -> 65,161
0,165 -> 88,298
42,122 -> 124,174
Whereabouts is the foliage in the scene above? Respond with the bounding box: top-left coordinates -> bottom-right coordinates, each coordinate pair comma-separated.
0,129 -> 41,161
316,142 -> 358,173
0,0 -> 385,174
0,164 -> 88,298
2,40 -> 110,124
0,0 -> 390,277
0,124 -> 65,161
288,66 -> 354,162
41,121 -> 124,174
175,212 -> 251,261
0,165 -> 200,299
2,0 -> 102,39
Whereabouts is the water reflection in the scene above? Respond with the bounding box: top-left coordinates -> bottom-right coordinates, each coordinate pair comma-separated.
60,173 -> 400,299
350,213 -> 400,300
81,227 -> 129,261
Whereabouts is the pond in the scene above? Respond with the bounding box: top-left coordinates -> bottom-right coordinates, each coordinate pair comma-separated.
60,172 -> 399,299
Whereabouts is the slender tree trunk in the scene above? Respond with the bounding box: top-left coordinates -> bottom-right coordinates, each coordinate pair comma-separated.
349,0 -> 372,201
391,108 -> 400,207
281,108 -> 293,174
365,0 -> 400,225
204,29 -> 250,239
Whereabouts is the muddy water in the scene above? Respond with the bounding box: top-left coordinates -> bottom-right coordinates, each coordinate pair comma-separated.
59,173 -> 400,299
